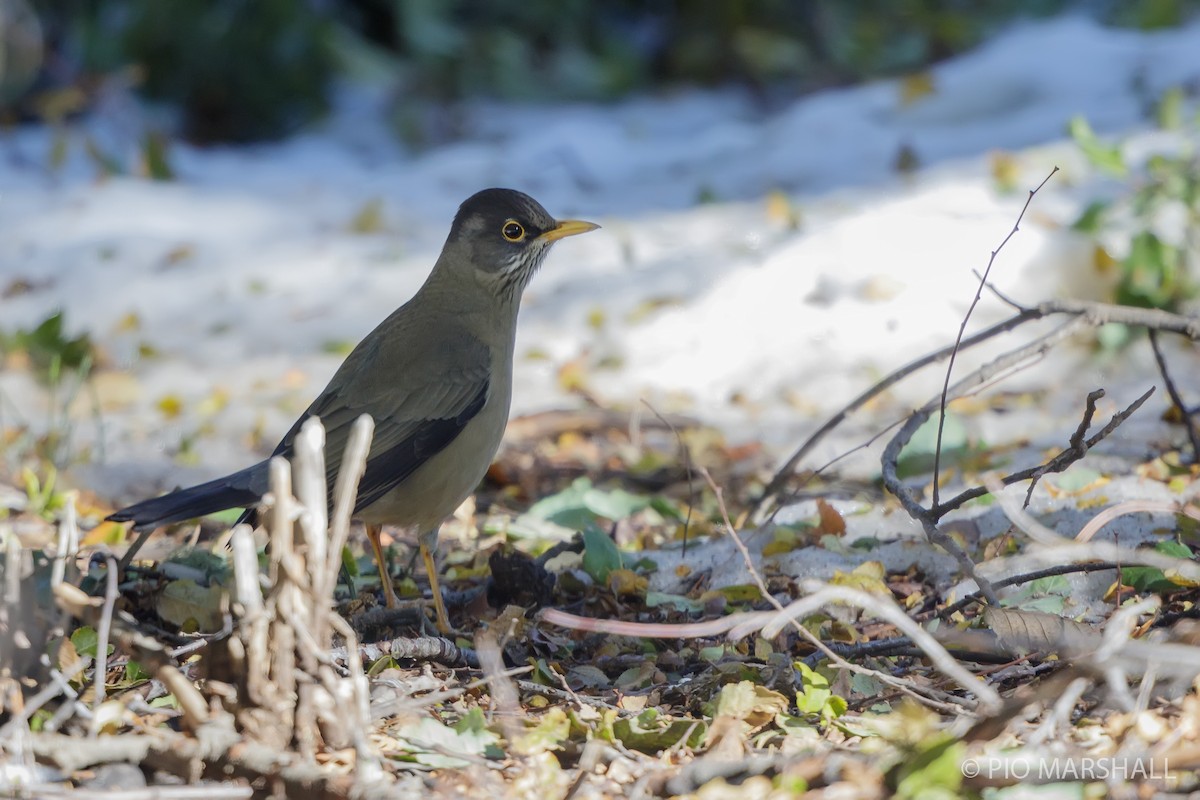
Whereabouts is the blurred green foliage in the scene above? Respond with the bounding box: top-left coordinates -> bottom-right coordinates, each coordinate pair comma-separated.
13,0 -> 1200,142
33,0 -> 335,142
1070,94 -> 1200,316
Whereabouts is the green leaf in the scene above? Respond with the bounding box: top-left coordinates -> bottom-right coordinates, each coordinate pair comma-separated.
70,626 -> 109,658
341,545 -> 359,578
711,681 -> 789,727
614,661 -> 656,690
527,477 -> 596,529
611,709 -> 706,753
395,713 -> 501,768
527,476 -> 652,530
582,485 -> 651,520
123,661 -> 151,685
156,579 -> 225,633
581,526 -> 622,583
1158,86 -> 1185,130
893,735 -> 964,800
1071,200 -> 1109,233
896,413 -> 969,478
1119,231 -> 1186,310
794,661 -> 846,721
1068,116 -> 1127,177
1050,467 -> 1102,493
645,592 -> 703,613
1122,541 -> 1196,592
1095,322 -> 1132,351
141,131 -> 175,181
514,707 -> 571,755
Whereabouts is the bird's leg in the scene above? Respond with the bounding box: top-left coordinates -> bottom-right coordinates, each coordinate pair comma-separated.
116,525 -> 159,573
366,524 -> 399,608
419,529 -> 451,635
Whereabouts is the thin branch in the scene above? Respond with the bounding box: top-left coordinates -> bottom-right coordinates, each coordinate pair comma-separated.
1148,328 -> 1200,463
642,400 -> 696,555
89,556 -> 120,732
758,296 -> 1200,519
726,583 -> 1003,713
935,562 -> 1125,620
931,386 -> 1155,516
933,168 -> 1059,509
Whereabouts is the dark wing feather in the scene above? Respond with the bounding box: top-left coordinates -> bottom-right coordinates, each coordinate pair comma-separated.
268,326 -> 493,513
112,309 -> 493,530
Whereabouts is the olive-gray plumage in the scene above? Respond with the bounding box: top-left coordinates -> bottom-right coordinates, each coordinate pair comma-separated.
109,188 -> 599,627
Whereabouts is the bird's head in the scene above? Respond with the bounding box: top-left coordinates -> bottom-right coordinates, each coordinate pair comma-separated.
440,188 -> 598,299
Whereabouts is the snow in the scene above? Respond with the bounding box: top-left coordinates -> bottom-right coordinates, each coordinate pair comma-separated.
1,15 -> 1198,499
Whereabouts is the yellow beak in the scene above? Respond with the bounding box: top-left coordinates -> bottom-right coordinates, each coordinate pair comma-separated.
540,218 -> 600,243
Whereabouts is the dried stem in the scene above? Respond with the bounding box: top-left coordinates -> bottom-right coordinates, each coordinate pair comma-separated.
932,168 -> 1059,508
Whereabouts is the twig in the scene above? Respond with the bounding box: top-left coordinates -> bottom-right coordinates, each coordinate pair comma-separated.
29,717 -> 399,800
756,307 -> 1048,518
89,556 -> 120,733
642,400 -> 696,555
934,562 -> 1124,620
1148,329 -> 1200,463
985,476 -> 1200,583
341,635 -> 480,669
758,296 -> 1200,518
294,418 -> 329,588
726,583 -> 1003,714
476,627 -> 522,743
1075,499 -> 1200,543
29,785 -> 254,799
323,414 -> 373,608
932,168 -> 1059,508
514,680 -> 634,717
934,387 -> 1155,516
880,318 -> 1102,606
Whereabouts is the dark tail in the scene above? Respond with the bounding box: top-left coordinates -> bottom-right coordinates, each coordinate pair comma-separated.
107,462 -> 269,530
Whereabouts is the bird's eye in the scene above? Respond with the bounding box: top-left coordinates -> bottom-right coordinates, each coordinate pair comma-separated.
502,220 -> 526,242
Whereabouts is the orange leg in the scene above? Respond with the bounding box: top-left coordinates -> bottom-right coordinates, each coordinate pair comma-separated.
420,529 -> 451,634
366,524 -> 399,608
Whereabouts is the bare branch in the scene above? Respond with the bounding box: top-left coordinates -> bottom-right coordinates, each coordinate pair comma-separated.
933,167 -> 1060,508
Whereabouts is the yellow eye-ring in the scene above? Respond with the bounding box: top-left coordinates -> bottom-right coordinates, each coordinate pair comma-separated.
502,220 -> 526,242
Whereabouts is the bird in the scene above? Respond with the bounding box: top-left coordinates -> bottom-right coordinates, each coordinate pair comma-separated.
108,188 -> 599,633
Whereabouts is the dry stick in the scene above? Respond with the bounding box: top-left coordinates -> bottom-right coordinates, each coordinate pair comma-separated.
701,465 -> 984,715
726,583 -> 1003,713
0,659 -> 89,740
229,524 -> 263,615
30,785 -> 254,800
881,319 -> 1090,605
88,555 -> 120,733
266,456 -> 299,743
756,306 -> 1044,519
295,418 -> 329,586
758,298 -> 1200,520
1075,499 -> 1200,543
933,387 -> 1155,516
1148,328 -> 1200,463
30,722 -> 399,800
476,628 -> 523,745
323,414 -> 374,610
983,475 -> 1200,583
1095,596 -> 1163,712
932,167 -> 1059,509
641,400 -> 696,554
546,469 -> 984,715
934,562 -> 1124,621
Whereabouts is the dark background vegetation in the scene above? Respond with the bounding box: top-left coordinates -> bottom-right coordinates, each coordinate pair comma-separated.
5,0 -> 1198,143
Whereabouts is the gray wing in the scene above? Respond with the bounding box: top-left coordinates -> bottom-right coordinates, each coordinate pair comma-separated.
272,324 -> 492,514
